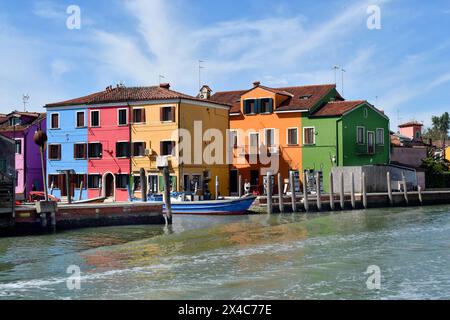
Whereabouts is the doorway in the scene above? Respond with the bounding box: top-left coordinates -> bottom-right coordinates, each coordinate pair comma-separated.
230,170 -> 238,195
103,173 -> 115,198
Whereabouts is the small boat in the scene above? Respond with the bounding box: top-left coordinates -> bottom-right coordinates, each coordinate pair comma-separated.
162,196 -> 256,215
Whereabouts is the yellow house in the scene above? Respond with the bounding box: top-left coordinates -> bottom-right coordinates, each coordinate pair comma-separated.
129,84 -> 230,199
446,146 -> 450,163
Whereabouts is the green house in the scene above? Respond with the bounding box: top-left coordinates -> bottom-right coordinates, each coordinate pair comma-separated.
302,100 -> 390,192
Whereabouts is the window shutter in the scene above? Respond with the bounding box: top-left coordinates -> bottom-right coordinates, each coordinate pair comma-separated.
268,99 -> 274,113
142,109 -> 146,123
171,107 -> 176,122
255,99 -> 260,114
160,141 -> 164,155
160,107 -> 163,121
57,145 -> 61,160
159,176 -> 164,192
73,144 -> 76,159
243,100 -> 248,114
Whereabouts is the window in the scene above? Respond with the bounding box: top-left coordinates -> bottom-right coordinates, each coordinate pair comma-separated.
148,175 -> 159,194
116,142 -> 131,158
243,99 -> 256,115
74,174 -> 87,189
116,174 -> 129,189
250,170 -> 259,186
50,113 -> 59,129
287,128 -> 298,145
260,98 -> 273,114
118,109 -> 128,126
265,129 -> 275,147
192,175 -> 202,191
368,131 -> 375,154
90,110 -> 100,127
376,128 -> 385,145
88,174 -> 102,189
161,107 -> 175,122
49,174 -> 60,189
15,140 -> 22,154
132,142 -> 146,157
249,133 -> 259,154
416,131 -> 421,139
74,143 -> 87,159
76,111 -> 85,128
9,117 -> 20,126
161,141 -> 175,156
88,143 -> 102,158
229,130 -> 238,148
303,127 -> 315,145
357,127 -> 365,144
49,144 -> 61,160
133,176 -> 141,191
133,108 -> 145,123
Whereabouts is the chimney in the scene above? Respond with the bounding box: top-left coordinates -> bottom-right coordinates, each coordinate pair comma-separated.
253,81 -> 261,87
198,85 -> 212,100
160,83 -> 171,89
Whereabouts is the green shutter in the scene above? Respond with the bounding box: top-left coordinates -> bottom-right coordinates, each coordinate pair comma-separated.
268,99 -> 274,113
159,176 -> 164,192
255,99 -> 260,114
170,176 -> 177,191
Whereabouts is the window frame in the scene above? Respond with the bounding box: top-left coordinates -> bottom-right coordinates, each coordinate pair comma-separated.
264,128 -> 276,148
160,140 -> 176,157
14,139 -> 22,155
286,127 -> 299,146
90,110 -> 100,128
50,113 -> 60,130
88,142 -> 103,159
243,99 -> 257,115
48,144 -> 61,161
367,131 -> 375,155
356,126 -> 366,145
161,106 -> 176,123
376,128 -> 385,146
117,108 -> 128,126
73,143 -> 87,160
116,174 -> 129,189
132,107 -> 146,124
116,141 -> 131,158
303,127 -> 316,146
88,174 -> 102,189
229,129 -> 239,148
48,174 -> 60,190
132,141 -> 146,157
75,111 -> 86,128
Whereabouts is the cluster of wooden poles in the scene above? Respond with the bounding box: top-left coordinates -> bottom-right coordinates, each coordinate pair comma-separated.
263,170 -> 421,214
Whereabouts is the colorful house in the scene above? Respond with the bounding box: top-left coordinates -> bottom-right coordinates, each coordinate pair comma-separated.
45,84 -> 230,202
211,81 -> 341,194
0,111 -> 46,200
398,121 -> 424,143
211,81 -> 390,193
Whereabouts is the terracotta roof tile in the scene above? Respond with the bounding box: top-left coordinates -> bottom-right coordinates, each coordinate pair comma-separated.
311,100 -> 366,117
399,121 -> 424,128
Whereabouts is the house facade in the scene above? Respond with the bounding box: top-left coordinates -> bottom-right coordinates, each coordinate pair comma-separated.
0,112 -> 46,200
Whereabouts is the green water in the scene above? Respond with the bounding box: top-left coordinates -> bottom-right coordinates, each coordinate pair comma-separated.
1,205 -> 450,300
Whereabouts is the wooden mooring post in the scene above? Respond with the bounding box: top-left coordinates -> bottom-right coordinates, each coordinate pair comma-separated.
329,172 -> 335,211
387,171 -> 393,206
289,171 -> 297,212
238,175 -> 243,198
340,171 -> 345,210
162,167 -> 173,223
215,176 -> 220,200
350,172 -> 356,209
418,185 -> 423,204
303,171 -> 310,212
402,171 -> 409,205
316,172 -> 322,211
266,172 -> 273,214
140,168 -> 147,202
278,173 -> 284,213
78,181 -> 84,202
362,172 -> 368,209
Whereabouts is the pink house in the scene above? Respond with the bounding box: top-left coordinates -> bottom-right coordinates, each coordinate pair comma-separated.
399,121 -> 423,142
0,112 -> 47,200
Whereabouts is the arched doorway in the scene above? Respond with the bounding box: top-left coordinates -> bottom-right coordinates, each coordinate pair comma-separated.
103,173 -> 115,200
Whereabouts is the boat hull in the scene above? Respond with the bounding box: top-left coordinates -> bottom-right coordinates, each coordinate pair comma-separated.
163,196 -> 256,215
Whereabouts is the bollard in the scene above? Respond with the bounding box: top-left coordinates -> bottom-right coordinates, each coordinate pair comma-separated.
418,185 -> 423,204
215,176 -> 220,200
238,175 -> 243,198
303,171 -> 310,212
329,172 -> 335,211
316,172 -> 322,211
362,172 -> 368,209
266,172 -> 273,214
387,171 -> 393,206
278,174 -> 284,213
340,171 -> 345,210
402,171 -> 409,205
162,167 -> 173,223
289,171 -> 297,212
140,168 -> 147,202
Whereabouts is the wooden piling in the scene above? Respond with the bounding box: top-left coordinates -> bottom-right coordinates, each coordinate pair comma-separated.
303,171 -> 310,212
289,171 -> 297,212
238,175 -> 243,198
350,172 -> 356,209
402,171 -> 409,205
362,172 -> 368,209
215,176 -> 220,200
65,171 -> 71,204
266,172 -> 273,214
316,172 -> 322,211
162,167 -> 173,223
329,172 -> 335,211
78,181 -> 84,202
140,168 -> 147,202
340,171 -> 345,210
418,185 -> 423,204
387,171 -> 393,206
278,173 -> 284,213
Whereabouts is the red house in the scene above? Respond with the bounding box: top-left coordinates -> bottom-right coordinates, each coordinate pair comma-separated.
87,102 -> 130,202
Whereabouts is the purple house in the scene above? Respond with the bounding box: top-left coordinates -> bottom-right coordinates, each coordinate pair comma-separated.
0,111 -> 47,201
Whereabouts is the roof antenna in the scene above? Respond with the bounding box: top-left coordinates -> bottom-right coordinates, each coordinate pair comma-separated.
22,94 -> 30,112
341,68 -> 346,97
199,60 -> 206,90
332,65 -> 340,85
159,75 -> 166,85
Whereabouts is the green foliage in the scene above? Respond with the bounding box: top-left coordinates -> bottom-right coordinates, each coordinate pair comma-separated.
423,156 -> 450,188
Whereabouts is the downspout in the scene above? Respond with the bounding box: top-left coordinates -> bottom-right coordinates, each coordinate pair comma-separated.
178,98 -> 182,192
128,102 -> 132,200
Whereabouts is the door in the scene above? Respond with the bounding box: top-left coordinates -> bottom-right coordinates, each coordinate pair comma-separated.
105,173 -> 114,197
368,131 -> 375,154
230,170 -> 238,194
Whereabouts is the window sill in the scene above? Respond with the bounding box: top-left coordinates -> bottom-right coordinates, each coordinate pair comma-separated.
50,128 -> 61,130
88,157 -> 102,160
90,126 -> 101,129
118,124 -> 128,127
74,158 -> 87,160
76,126 -> 87,129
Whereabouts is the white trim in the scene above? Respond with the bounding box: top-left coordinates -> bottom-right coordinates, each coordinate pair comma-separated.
230,113 -> 241,116
286,127 -> 299,146
275,109 -> 308,114
303,127 -> 316,146
248,132 -> 260,153
264,128 -> 276,147
117,108 -> 128,126
90,110 -> 101,128
343,102 -> 390,121
75,111 -> 86,128
356,126 -> 366,144
49,112 -> 60,130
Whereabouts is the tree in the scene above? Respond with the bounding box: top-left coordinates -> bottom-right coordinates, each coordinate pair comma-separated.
431,112 -> 450,159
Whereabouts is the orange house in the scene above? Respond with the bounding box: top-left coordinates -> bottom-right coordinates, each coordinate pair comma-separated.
210,81 -> 342,194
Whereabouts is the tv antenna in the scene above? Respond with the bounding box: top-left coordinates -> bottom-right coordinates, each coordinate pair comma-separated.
199,60 -> 206,90
341,68 -> 346,97
22,94 -> 30,112
332,65 -> 340,84
159,75 -> 166,84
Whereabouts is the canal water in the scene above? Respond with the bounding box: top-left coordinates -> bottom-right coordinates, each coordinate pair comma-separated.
1,205 -> 450,300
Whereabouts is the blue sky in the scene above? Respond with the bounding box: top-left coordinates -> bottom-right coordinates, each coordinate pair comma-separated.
0,0 -> 449,128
